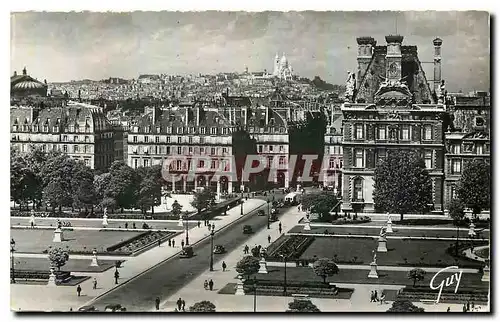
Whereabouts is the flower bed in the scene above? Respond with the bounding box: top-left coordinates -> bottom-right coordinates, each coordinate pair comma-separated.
266,235 -> 315,261
243,279 -> 354,299
397,285 -> 489,304
329,216 -> 371,225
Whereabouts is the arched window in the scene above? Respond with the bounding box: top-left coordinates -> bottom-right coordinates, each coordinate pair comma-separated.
353,177 -> 364,201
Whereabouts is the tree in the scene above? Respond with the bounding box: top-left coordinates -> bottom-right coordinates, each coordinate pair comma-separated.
300,192 -> 340,220
23,145 -> 48,209
72,162 -> 96,214
191,188 -> 216,216
448,198 -> 466,224
48,247 -> 69,271
136,165 -> 163,215
407,268 -> 426,287
235,256 -> 260,279
10,150 -> 36,210
286,299 -> 321,312
373,150 -> 432,221
41,154 -> 77,213
189,301 -> 216,312
387,300 -> 425,312
456,159 -> 490,215
105,161 -> 140,212
312,258 -> 339,284
171,200 -> 183,218
94,172 -> 111,209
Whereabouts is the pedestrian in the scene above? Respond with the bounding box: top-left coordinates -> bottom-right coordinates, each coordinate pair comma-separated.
209,279 -> 214,291
181,240 -> 185,248
463,304 -> 467,312
177,298 -> 182,311
466,300 -> 470,312
208,224 -> 211,232
133,222 -> 136,229
158,239 -> 161,247
374,290 -> 379,302
279,225 -> 282,235
76,285 -> 82,296
471,301 -> 475,310
370,291 -> 374,302
379,293 -> 386,304
114,270 -> 119,284
212,224 -> 215,230
222,261 -> 227,272
93,278 -> 97,289
168,239 -> 172,247
204,280 -> 208,290
244,245 -> 249,254
268,235 -> 271,243
197,221 -> 201,228
125,222 -> 128,229
70,307 -> 73,311
181,299 -> 186,312
155,297 -> 160,310
172,240 -> 175,248
447,307 -> 451,312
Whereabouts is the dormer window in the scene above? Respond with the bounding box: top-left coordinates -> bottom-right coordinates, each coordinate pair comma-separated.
177,127 -> 183,134
211,127 -> 217,135
200,127 -> 206,134
75,125 -> 80,133
43,125 -> 49,132
156,126 -> 161,133
166,127 -> 172,134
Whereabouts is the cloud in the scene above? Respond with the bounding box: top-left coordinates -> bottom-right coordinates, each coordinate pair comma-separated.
10,11 -> 490,92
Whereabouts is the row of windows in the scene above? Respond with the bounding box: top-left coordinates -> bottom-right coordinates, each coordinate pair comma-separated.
350,149 -> 435,169
257,145 -> 286,153
131,126 -> 233,135
447,143 -> 488,155
352,124 -> 434,141
131,156 -> 289,170
326,146 -> 343,155
131,146 -> 230,156
131,135 -> 230,144
12,124 -> 92,133
15,143 -> 95,154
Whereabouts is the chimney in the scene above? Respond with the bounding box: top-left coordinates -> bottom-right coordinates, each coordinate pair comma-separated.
22,67 -> 27,76
385,35 -> 404,82
13,71 -> 17,77
185,108 -> 189,125
196,106 -> 200,126
243,107 -> 247,126
356,37 -> 376,84
265,107 -> 269,125
433,38 -> 443,95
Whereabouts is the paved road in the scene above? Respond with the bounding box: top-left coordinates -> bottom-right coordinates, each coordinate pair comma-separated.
88,195 -> 288,311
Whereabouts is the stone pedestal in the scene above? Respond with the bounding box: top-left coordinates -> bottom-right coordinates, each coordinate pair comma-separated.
377,236 -> 387,252
178,218 -> 184,227
386,221 -> 393,233
303,216 -> 311,231
90,251 -> 99,267
482,265 -> 490,282
235,275 -> 246,295
53,228 -> 63,243
47,268 -> 57,286
102,214 -> 108,227
468,223 -> 476,237
258,258 -> 268,274
368,262 -> 379,279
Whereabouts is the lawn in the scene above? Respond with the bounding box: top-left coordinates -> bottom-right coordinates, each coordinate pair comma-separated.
11,229 -> 142,254
248,267 -> 486,289
13,257 -> 117,273
289,225 -> 490,240
298,236 -> 485,267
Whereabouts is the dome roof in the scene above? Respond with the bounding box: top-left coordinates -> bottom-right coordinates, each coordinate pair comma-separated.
13,79 -> 45,90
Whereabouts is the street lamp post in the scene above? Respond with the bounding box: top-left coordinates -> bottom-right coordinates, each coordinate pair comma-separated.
280,254 -> 287,296
184,212 -> 190,246
253,276 -> 257,312
209,227 -> 215,271
267,198 -> 271,229
10,239 -> 15,284
240,184 -> 244,216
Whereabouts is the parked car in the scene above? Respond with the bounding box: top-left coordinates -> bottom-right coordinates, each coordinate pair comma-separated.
257,210 -> 266,216
78,305 -> 97,312
104,304 -> 126,312
213,245 -> 226,254
180,246 -> 194,258
243,225 -> 253,234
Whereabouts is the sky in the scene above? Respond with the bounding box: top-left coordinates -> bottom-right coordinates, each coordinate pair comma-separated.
10,11 -> 490,92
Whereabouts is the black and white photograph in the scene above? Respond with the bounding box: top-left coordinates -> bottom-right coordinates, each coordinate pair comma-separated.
9,8 -> 491,313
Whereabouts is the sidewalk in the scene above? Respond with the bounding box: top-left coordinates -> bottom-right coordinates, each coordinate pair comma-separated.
10,198 -> 266,312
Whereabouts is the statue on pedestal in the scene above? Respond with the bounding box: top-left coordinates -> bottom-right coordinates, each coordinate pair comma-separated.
379,227 -> 387,239
372,250 -> 377,264
345,71 -> 356,102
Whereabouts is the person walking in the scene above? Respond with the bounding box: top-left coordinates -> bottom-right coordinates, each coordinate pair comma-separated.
267,235 -> 271,243
379,292 -> 386,304
204,280 -> 208,290
244,245 -> 249,254
168,239 -> 172,247
125,222 -> 128,229
181,240 -> 185,248
172,240 -> 175,248
447,307 -> 451,312
466,300 -> 470,312
114,270 -> 120,284
181,299 -> 186,312
462,304 -> 467,312
76,285 -> 82,297
155,297 -> 160,310
133,222 -> 136,229
92,278 -> 97,290
177,298 -> 182,311
370,291 -> 375,302
197,221 -> 201,228
222,261 -> 227,272
158,239 -> 161,247
209,279 -> 214,291
278,222 -> 282,234
212,224 -> 215,230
